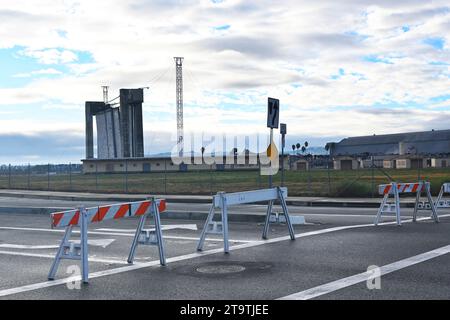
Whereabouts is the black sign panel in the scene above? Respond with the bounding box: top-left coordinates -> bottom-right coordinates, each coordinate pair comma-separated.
267,98 -> 279,129
280,123 -> 286,135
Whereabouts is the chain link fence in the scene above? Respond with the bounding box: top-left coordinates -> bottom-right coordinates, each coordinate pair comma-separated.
0,160 -> 448,197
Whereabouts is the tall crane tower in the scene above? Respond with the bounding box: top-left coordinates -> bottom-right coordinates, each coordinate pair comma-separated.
174,57 -> 184,156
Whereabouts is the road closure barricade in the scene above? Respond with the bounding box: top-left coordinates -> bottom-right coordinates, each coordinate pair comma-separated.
417,182 -> 450,212
197,187 -> 295,253
375,181 -> 439,226
48,197 -> 167,283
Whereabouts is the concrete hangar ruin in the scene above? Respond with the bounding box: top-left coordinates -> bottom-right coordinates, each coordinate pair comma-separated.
85,88 -> 144,160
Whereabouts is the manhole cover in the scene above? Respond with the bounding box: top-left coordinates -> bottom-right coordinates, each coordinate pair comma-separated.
196,265 -> 246,274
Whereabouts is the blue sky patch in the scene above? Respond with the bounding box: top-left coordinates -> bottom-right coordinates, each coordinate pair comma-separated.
214,24 -> 230,31
362,55 -> 393,64
423,37 -> 445,50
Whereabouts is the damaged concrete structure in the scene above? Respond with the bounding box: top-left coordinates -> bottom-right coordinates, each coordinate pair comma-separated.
85,88 -> 144,159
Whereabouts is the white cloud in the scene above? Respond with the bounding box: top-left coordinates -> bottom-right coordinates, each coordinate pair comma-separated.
0,0 -> 449,157
18,48 -> 78,64
13,68 -> 62,78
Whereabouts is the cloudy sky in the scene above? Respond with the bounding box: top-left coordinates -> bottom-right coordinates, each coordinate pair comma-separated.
0,0 -> 449,164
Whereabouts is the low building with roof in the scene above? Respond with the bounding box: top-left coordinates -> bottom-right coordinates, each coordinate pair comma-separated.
326,129 -> 450,170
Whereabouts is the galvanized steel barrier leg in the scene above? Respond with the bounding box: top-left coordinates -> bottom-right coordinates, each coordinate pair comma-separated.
413,188 -> 421,222
153,199 -> 166,265
80,208 -> 89,283
278,187 -> 295,240
436,186 -> 444,208
374,194 -> 388,226
393,183 -> 401,226
48,225 -> 73,280
426,183 -> 439,223
128,214 -> 147,264
262,200 -> 274,240
197,204 -> 215,251
221,194 -> 229,253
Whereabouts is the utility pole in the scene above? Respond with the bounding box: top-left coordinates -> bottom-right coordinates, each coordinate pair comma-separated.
174,57 -> 184,157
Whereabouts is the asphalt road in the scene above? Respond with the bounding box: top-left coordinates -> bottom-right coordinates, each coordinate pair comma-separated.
0,202 -> 449,300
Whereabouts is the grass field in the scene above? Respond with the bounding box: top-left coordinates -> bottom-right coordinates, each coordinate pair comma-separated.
1,167 -> 450,197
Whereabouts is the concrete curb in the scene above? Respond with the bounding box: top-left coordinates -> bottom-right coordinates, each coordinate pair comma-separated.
0,190 -> 399,208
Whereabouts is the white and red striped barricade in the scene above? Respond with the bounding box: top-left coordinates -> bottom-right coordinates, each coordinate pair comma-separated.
417,183 -> 450,211
375,181 -> 439,226
48,198 -> 167,283
197,187 -> 295,253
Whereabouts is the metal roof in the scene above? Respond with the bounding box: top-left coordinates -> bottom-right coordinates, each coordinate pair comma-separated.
328,129 -> 450,156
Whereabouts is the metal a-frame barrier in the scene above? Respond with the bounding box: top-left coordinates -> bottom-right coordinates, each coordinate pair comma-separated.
48,197 -> 166,283
375,181 -> 439,226
197,187 -> 295,253
417,182 -> 450,212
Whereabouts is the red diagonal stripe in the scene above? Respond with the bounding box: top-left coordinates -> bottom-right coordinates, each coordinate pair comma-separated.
69,211 -> 80,226
412,183 -> 419,193
158,200 -> 166,213
114,204 -> 129,219
52,213 -> 64,228
135,201 -> 151,216
384,185 -> 391,195
93,206 -> 110,223
402,184 -> 409,193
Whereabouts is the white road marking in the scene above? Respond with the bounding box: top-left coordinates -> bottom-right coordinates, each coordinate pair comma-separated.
0,213 -> 448,298
0,239 -> 115,249
87,239 -> 116,248
0,250 -> 132,265
96,224 -> 198,232
0,244 -> 60,250
0,226 -> 251,243
166,209 -> 415,219
278,244 -> 450,300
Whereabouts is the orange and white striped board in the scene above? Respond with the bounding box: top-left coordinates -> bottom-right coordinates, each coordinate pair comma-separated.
51,199 -> 166,229
378,182 -> 426,195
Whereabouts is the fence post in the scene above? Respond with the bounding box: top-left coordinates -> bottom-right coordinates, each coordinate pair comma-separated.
125,159 -> 128,193
164,159 -> 167,194
327,158 -> 331,195
69,162 -> 72,191
258,162 -> 262,189
307,159 -> 312,193
47,163 -> 50,191
28,163 -> 31,189
210,165 -> 213,195
371,157 -> 375,198
95,162 -> 98,191
8,164 -> 11,189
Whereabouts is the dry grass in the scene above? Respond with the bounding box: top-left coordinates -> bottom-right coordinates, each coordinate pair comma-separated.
1,168 -> 449,197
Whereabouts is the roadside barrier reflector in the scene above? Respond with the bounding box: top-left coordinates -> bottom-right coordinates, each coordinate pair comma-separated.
48,198 -> 167,284
375,181 -> 439,226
